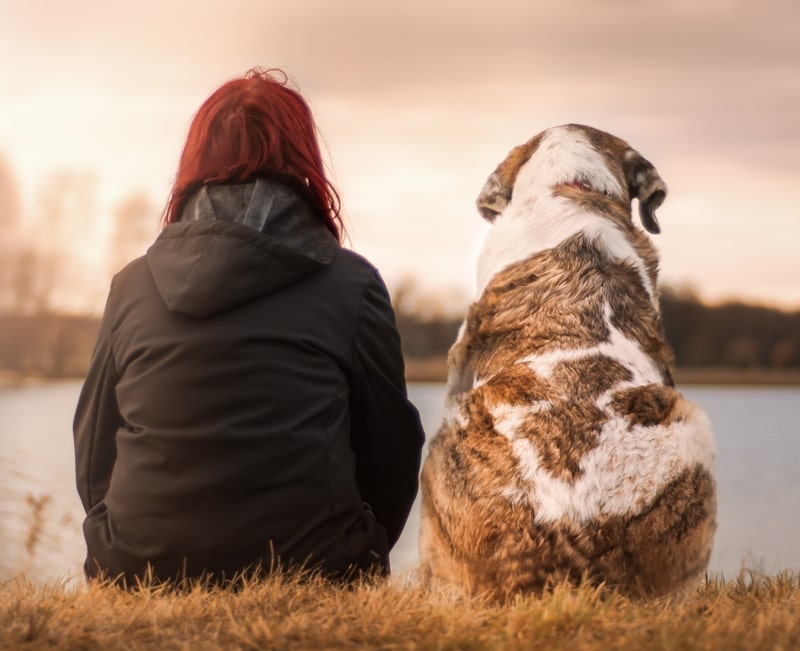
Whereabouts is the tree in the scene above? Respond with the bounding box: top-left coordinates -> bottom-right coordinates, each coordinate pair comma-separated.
0,153 -> 22,311
109,192 -> 158,274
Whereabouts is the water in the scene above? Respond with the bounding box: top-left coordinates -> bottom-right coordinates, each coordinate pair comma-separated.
0,381 -> 87,584
1,381 -> 798,585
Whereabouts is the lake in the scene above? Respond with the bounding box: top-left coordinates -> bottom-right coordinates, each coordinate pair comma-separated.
1,381 -> 798,586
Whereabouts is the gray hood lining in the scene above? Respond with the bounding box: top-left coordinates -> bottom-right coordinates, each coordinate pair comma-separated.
181,178 -> 337,264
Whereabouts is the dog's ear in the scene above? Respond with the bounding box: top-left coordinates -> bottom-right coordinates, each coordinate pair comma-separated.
476,136 -> 547,222
476,141 -> 538,222
624,149 -> 667,234
476,170 -> 511,222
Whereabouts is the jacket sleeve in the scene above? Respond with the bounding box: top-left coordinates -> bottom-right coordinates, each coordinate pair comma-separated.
349,273 -> 425,548
73,280 -> 124,513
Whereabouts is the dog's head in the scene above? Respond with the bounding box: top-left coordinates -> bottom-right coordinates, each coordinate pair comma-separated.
476,124 -> 667,234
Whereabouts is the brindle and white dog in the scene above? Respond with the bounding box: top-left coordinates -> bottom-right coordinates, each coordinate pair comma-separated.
418,124 -> 716,600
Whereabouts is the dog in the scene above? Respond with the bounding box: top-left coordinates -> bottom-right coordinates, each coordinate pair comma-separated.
418,124 -> 716,600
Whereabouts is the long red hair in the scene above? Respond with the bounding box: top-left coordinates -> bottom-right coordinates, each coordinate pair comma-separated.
163,68 -> 343,241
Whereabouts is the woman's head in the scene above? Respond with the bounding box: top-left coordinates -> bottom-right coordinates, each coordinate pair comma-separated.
164,68 -> 343,241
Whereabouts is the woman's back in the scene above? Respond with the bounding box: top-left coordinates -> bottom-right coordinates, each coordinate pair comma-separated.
75,179 -> 424,584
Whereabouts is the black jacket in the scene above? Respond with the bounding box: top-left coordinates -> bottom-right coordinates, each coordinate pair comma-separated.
73,179 -> 425,584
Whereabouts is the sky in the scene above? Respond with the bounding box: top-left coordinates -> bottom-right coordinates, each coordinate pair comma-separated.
1,0 -> 798,313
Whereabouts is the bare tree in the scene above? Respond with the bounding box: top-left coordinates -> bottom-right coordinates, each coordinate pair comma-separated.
0,154 -> 19,231
0,153 -> 22,312
28,170 -> 98,314
109,191 -> 158,274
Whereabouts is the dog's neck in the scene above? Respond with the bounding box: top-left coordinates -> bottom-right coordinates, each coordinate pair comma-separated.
476,193 -> 657,304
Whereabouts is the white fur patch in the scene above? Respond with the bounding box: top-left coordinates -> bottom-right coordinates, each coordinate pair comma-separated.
477,196 -> 654,300
504,407 -> 715,522
492,402 -> 552,441
490,302 -> 716,520
442,404 -> 467,430
516,128 -> 624,201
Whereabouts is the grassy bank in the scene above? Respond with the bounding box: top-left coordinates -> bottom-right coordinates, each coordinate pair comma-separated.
3,571 -> 799,650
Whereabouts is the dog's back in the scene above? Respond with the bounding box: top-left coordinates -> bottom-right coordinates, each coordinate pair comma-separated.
418,125 -> 716,599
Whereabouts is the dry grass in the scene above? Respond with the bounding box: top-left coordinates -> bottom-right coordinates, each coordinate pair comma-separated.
2,570 -> 799,650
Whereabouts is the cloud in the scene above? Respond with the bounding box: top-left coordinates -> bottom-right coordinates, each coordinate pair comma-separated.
0,0 -> 798,308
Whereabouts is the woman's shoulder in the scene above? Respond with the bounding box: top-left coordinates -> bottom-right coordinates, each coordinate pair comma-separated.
329,247 -> 385,286
107,254 -> 151,295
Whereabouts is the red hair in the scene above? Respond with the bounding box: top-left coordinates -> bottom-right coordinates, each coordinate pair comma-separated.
163,68 -> 343,241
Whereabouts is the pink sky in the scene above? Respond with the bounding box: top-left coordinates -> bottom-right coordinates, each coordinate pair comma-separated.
1,0 -> 798,312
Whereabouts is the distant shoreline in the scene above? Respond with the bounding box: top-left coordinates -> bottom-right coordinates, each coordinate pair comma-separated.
404,358 -> 800,386
671,367 -> 800,386
3,365 -> 800,389
0,373 -> 85,389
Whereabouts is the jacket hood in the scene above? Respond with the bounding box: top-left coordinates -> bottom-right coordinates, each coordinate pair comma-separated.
146,179 -> 339,317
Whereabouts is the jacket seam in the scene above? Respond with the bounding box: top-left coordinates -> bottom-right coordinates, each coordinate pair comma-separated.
348,272 -> 377,374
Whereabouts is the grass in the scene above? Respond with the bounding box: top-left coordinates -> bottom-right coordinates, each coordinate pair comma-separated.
4,480 -> 799,649
2,570 -> 799,650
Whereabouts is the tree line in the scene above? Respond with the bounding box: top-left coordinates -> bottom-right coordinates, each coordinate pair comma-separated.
1,284 -> 798,382
0,152 -> 157,382
395,286 -> 800,372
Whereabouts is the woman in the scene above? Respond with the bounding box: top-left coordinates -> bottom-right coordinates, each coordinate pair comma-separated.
73,69 -> 425,586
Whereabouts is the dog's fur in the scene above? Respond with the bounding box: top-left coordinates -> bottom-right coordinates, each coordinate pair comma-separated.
418,124 -> 716,600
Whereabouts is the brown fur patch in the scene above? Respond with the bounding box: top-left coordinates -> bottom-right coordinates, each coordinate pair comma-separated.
480,363 -> 552,407
516,404 -> 605,480
464,238 -> 613,381
424,465 -> 715,600
421,417 -> 525,563
464,234 -> 672,382
611,385 -> 681,427
513,356 -> 630,480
